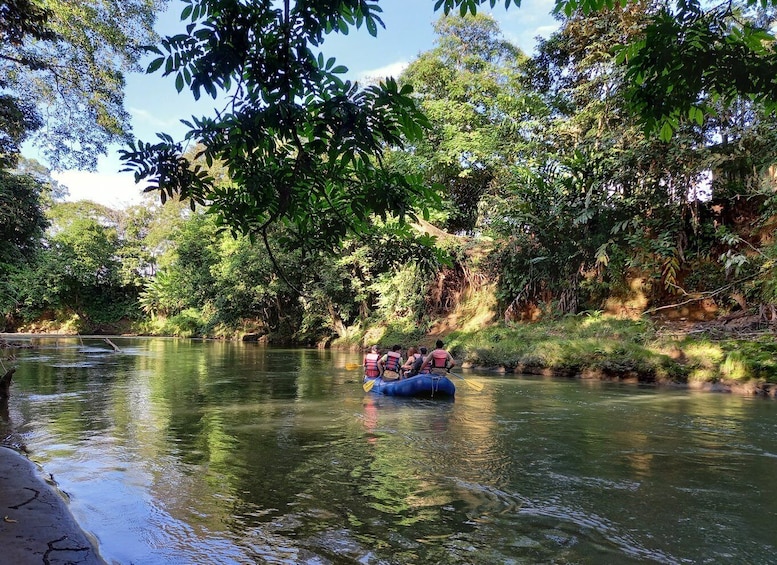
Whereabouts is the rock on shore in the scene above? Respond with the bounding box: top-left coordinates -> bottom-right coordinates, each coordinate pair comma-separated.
0,446 -> 104,564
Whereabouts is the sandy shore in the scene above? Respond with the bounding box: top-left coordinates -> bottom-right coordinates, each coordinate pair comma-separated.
0,446 -> 105,564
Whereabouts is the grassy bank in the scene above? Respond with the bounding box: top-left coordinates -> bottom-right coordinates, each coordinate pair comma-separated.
345,314 -> 777,396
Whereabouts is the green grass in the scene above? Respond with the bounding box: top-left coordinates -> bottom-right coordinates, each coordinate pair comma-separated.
429,316 -> 776,385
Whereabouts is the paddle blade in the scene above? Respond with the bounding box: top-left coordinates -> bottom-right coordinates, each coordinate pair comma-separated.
449,372 -> 484,392
464,378 -> 484,392
363,378 -> 376,392
346,363 -> 361,370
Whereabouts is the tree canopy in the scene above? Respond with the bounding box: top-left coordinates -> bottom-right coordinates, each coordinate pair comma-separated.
1,0 -> 164,169
119,0 -> 777,261
120,0 -> 435,261
3,6 -> 777,340
398,13 -> 536,233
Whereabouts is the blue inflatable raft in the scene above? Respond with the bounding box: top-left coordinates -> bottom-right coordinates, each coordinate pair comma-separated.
364,374 -> 456,397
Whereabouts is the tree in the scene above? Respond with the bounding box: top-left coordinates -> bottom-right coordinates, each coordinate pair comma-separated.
119,0 -> 777,270
0,0 -> 163,322
13,157 -> 68,202
0,1 -> 56,45
438,0 -> 777,140
619,1 -> 777,140
483,1 -> 777,319
0,168 -> 48,316
0,169 -> 48,264
398,13 -> 537,234
8,201 -> 148,331
487,4 -> 710,316
42,202 -> 122,296
1,0 -> 165,169
120,0 -> 434,262
0,94 -> 41,169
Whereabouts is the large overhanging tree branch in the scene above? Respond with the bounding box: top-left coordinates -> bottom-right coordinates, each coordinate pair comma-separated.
121,0 -> 434,254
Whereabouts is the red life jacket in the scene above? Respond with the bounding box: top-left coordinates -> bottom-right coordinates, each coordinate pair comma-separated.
384,351 -> 401,372
431,349 -> 448,368
364,353 -> 380,377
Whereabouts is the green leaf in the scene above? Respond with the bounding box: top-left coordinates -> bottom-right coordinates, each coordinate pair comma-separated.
595,242 -> 610,266
366,16 -> 378,37
659,121 -> 674,142
146,57 -> 165,74
143,45 -> 163,56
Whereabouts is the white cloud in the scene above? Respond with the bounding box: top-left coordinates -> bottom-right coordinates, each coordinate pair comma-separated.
128,106 -> 176,129
357,61 -> 409,83
53,170 -> 146,209
534,24 -> 560,37
495,0 -> 561,54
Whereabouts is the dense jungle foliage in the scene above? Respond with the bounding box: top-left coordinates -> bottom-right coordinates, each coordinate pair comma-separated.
3,2 -> 777,384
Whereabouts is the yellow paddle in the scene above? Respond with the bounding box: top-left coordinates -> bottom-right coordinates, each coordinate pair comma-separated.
345,361 -> 376,392
448,371 -> 484,392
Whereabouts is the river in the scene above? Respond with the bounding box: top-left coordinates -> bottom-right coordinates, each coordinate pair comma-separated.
1,336 -> 776,564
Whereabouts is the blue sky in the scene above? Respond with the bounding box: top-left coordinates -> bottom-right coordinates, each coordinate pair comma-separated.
50,0 -> 560,208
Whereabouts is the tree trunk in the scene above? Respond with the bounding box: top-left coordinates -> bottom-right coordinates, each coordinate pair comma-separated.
328,303 -> 347,337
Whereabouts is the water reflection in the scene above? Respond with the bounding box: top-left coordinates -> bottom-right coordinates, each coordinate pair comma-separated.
1,337 -> 776,564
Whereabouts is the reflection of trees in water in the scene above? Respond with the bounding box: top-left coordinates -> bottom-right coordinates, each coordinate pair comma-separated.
12,342 -> 777,563
356,393 -> 501,537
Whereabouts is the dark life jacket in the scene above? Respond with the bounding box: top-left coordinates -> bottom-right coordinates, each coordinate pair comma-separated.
408,353 -> 425,377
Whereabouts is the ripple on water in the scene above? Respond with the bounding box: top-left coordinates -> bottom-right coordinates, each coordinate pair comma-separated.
447,478 -> 682,565
545,471 -> 642,492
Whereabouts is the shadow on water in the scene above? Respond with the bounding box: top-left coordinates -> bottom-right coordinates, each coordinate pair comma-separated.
1,337 -> 776,564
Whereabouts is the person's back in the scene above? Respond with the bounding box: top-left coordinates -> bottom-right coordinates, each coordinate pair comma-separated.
401,347 -> 419,378
379,344 -> 403,381
422,340 -> 455,376
407,346 -> 428,377
364,346 -> 381,378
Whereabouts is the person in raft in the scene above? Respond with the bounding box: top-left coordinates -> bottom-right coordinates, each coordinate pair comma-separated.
378,344 -> 404,381
400,346 -> 421,378
421,340 -> 456,376
364,345 -> 381,379
406,346 -> 429,378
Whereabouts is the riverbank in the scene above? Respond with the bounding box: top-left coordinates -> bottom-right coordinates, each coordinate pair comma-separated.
5,312 -> 777,397
459,362 -> 777,398
349,314 -> 777,397
0,446 -> 104,564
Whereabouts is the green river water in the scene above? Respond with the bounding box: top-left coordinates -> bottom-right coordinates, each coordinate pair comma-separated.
1,336 -> 776,564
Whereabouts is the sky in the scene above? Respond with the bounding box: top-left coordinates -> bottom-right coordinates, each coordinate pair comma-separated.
45,0 -> 560,209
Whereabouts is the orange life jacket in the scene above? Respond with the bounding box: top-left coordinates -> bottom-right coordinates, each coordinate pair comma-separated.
384,351 -> 402,372
431,349 -> 448,368
364,353 -> 380,377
